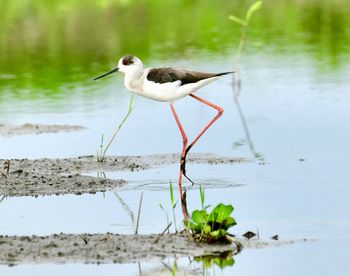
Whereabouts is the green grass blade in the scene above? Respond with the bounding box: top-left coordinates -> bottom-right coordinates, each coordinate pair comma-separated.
246,1 -> 262,24
99,95 -> 134,162
199,185 -> 205,210
128,95 -> 134,111
228,15 -> 247,26
169,181 -> 175,208
172,260 -> 177,276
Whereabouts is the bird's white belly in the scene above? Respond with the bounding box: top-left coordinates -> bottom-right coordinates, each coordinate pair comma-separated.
139,80 -> 185,102
124,72 -> 220,102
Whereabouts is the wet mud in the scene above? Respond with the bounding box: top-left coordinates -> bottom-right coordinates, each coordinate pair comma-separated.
0,123 -> 85,136
0,233 -> 305,265
0,172 -> 125,197
0,154 -> 245,197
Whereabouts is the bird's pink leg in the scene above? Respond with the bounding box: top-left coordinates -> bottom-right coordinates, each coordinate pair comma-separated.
169,102 -> 188,220
169,96 -> 223,219
183,93 -> 224,162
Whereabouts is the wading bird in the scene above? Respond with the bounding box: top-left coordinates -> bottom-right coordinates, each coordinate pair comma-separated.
94,55 -> 233,218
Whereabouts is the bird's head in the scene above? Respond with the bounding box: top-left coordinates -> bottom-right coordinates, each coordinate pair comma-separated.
93,55 -> 143,81
118,55 -> 143,74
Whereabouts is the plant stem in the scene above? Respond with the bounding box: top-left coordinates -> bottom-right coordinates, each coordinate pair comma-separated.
135,192 -> 143,234
172,207 -> 177,233
169,181 -> 177,232
98,95 -> 134,162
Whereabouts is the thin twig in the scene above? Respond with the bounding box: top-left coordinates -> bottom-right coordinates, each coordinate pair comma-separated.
154,222 -> 172,243
135,192 -> 143,234
161,261 -> 173,272
138,262 -> 142,276
4,160 -> 10,174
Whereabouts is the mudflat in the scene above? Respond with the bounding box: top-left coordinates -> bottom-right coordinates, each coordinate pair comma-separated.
0,154 -> 245,197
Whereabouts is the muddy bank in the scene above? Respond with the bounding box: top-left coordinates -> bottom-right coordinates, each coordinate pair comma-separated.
0,233 -> 303,265
0,154 -> 245,197
4,153 -> 246,174
0,123 -> 85,136
0,172 -> 125,197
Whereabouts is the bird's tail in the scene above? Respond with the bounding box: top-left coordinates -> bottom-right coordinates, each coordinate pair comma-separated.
215,71 -> 235,77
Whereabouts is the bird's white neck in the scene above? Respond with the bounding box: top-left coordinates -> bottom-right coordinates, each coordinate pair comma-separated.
124,67 -> 144,93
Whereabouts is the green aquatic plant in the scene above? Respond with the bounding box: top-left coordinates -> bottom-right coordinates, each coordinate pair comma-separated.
185,203 -> 236,242
184,186 -> 236,243
96,95 -> 134,162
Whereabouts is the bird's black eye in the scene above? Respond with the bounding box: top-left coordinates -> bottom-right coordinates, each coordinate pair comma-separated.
122,55 -> 134,66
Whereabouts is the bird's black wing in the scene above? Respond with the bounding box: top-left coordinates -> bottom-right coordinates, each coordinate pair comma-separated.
147,68 -> 225,85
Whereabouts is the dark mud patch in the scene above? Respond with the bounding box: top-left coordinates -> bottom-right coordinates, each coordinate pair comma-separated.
0,123 -> 85,136
0,233 -> 303,265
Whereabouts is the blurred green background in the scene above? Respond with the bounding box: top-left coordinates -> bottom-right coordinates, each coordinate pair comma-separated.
0,0 -> 349,94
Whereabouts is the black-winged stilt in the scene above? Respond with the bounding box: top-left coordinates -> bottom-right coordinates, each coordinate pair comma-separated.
94,55 -> 234,218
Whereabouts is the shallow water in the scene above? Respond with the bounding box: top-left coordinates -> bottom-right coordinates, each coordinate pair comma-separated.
1,0 -> 350,274
1,53 -> 350,274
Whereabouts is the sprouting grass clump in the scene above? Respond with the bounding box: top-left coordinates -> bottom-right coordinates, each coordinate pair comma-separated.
184,186 -> 236,243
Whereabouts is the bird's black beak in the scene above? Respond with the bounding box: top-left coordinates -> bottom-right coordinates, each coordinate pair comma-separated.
93,68 -> 119,81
